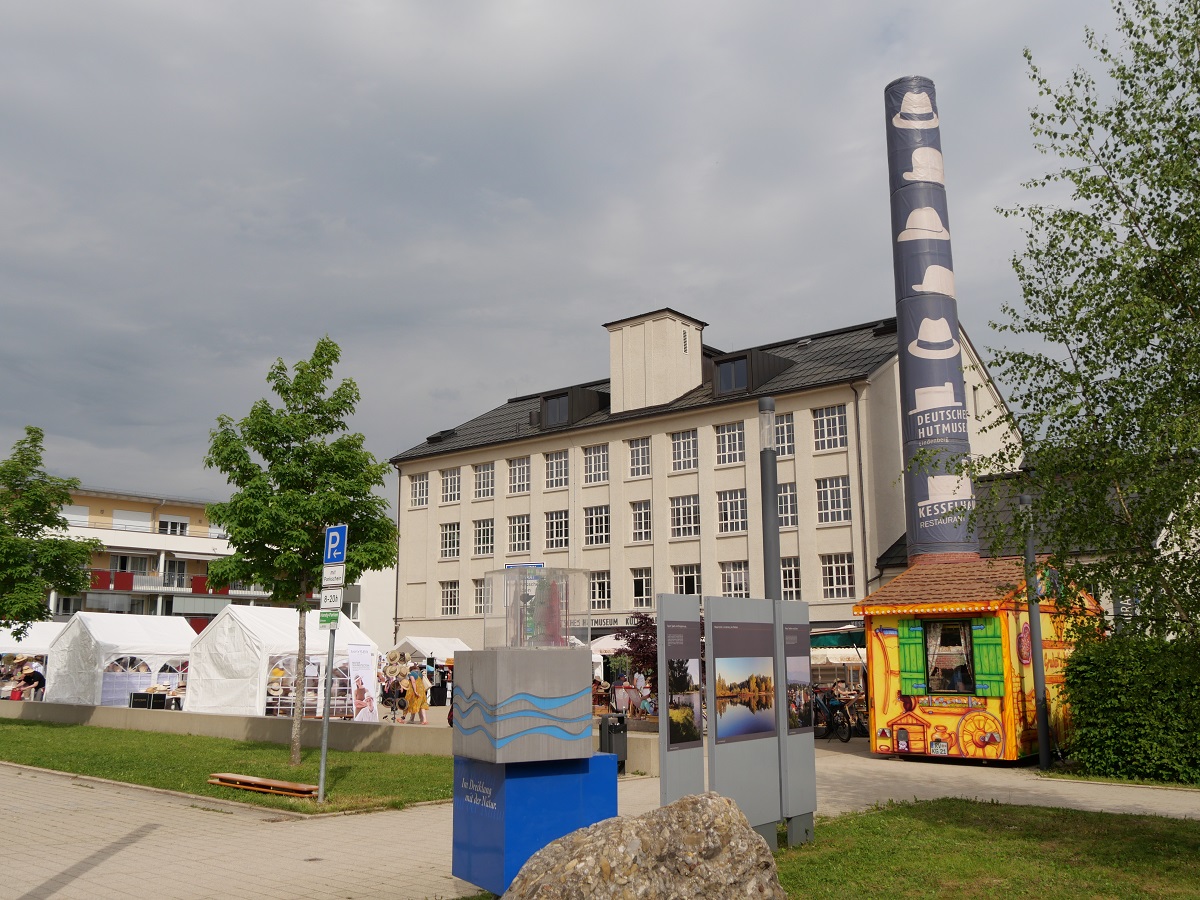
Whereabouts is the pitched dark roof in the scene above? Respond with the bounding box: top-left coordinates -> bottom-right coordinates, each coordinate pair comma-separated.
391,317 -> 901,465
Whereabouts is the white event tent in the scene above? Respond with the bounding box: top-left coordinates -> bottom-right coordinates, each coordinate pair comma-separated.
0,622 -> 67,657
390,635 -> 473,666
44,613 -> 196,706
185,605 -> 378,717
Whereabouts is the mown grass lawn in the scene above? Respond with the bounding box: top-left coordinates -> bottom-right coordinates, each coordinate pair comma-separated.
776,798 -> 1200,898
0,719 -> 453,814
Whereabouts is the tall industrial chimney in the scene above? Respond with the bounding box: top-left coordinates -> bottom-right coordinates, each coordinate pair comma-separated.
884,76 -> 979,562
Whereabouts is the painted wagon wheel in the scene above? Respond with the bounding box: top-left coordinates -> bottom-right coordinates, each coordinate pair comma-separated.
957,710 -> 1004,759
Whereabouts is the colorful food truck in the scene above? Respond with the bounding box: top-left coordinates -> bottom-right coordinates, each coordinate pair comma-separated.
853,556 -> 1099,761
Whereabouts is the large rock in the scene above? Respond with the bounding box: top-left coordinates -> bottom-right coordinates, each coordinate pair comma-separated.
503,791 -> 785,899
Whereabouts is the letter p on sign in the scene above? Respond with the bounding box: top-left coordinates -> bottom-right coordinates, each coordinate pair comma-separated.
324,524 -> 348,565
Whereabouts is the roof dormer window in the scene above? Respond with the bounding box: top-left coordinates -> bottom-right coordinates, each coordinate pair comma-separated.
716,357 -> 748,394
544,393 -> 569,427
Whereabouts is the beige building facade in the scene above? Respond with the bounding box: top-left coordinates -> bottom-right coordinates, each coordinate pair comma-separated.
390,309 -> 1009,645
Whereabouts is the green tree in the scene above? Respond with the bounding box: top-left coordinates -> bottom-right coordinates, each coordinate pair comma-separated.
613,612 -> 657,678
205,337 -> 397,764
0,427 -> 102,638
975,0 -> 1200,639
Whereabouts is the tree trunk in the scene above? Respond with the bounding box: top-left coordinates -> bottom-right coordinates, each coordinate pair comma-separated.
291,582 -> 307,766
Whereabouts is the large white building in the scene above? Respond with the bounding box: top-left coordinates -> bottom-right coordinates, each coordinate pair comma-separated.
389,308 -> 1009,643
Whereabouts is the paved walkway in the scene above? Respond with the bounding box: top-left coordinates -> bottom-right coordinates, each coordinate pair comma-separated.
4,740 -> 1196,900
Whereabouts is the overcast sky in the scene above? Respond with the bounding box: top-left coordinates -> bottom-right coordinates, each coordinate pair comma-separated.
1,1 -> 1113,503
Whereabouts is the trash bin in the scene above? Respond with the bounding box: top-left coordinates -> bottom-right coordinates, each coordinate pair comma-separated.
430,682 -> 448,707
599,713 -> 627,773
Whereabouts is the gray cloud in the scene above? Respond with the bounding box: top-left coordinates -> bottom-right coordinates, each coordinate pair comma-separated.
0,1 -> 1108,499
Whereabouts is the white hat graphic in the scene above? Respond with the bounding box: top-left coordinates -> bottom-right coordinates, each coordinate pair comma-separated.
892,92 -> 939,130
912,264 -> 956,298
897,207 -> 950,242
902,147 -> 944,184
908,317 -> 961,359
909,382 -> 963,414
921,474 -> 971,506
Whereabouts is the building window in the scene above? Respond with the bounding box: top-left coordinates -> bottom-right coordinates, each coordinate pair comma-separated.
922,621 -> 977,694
56,595 -> 84,617
820,553 -> 855,599
775,412 -> 795,456
545,510 -> 570,549
545,450 -> 569,489
717,489 -> 748,533
813,404 -> 849,451
632,568 -> 653,609
672,564 -> 701,595
584,505 -> 610,546
342,599 -> 360,623
508,457 -> 530,495
474,579 -> 493,615
670,495 -> 701,538
781,557 -> 801,601
631,500 -> 652,543
440,523 -> 460,559
158,516 -> 189,536
628,437 -> 651,478
440,581 -> 460,616
410,473 -> 429,508
508,515 -> 530,553
110,554 -> 149,575
474,462 -> 495,499
544,393 -> 569,427
163,559 -> 188,588
583,444 -> 609,484
671,429 -> 698,472
473,519 -> 495,556
720,561 -> 750,598
441,467 -> 461,503
590,571 -> 612,610
716,357 -> 748,394
778,482 -> 798,527
816,475 -> 852,524
714,422 -> 745,465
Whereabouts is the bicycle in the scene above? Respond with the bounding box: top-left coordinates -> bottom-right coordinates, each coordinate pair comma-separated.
812,689 -> 853,742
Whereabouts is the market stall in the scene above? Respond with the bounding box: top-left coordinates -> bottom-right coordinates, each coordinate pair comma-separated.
184,605 -> 378,718
389,635 -> 472,667
44,613 -> 195,707
854,556 -> 1100,761
0,622 -> 66,658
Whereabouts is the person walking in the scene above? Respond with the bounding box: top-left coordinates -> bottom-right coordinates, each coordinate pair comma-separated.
403,665 -> 430,724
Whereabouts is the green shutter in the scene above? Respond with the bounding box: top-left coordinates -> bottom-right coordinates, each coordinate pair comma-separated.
971,617 -> 1005,697
898,619 -> 927,696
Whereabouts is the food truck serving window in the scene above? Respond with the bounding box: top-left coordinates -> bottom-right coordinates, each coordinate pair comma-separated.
898,618 -> 1005,698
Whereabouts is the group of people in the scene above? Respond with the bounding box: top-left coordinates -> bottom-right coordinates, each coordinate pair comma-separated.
377,653 -> 449,725
597,668 -> 655,717
1,655 -> 46,701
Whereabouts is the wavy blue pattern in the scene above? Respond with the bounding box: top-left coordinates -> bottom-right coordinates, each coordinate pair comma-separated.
456,722 -> 593,748
451,685 -> 591,713
452,702 -> 593,726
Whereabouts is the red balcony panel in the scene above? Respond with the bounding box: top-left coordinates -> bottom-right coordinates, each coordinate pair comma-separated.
191,575 -> 208,594
91,570 -> 111,590
213,584 -> 229,595
112,571 -> 134,592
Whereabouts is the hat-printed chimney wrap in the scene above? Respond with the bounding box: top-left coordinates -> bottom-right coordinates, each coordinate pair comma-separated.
885,76 -> 978,560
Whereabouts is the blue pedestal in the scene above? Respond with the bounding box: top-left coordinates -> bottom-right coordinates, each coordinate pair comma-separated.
452,753 -> 618,895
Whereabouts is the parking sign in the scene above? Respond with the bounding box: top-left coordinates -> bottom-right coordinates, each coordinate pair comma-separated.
323,524 -> 348,565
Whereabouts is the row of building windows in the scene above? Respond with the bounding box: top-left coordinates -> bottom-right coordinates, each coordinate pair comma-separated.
435,552 -> 855,615
435,478 -> 851,558
410,406 -> 850,508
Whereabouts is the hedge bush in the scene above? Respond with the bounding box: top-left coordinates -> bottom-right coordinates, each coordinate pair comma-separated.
1063,630 -> 1200,784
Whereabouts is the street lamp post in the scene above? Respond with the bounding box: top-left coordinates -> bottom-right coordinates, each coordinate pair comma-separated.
1020,494 -> 1052,770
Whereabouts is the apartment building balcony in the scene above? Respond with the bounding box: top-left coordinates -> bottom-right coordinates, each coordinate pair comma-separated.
88,570 -> 270,599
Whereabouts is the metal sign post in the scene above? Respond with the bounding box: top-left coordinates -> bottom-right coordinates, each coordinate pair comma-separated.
318,524 -> 348,803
